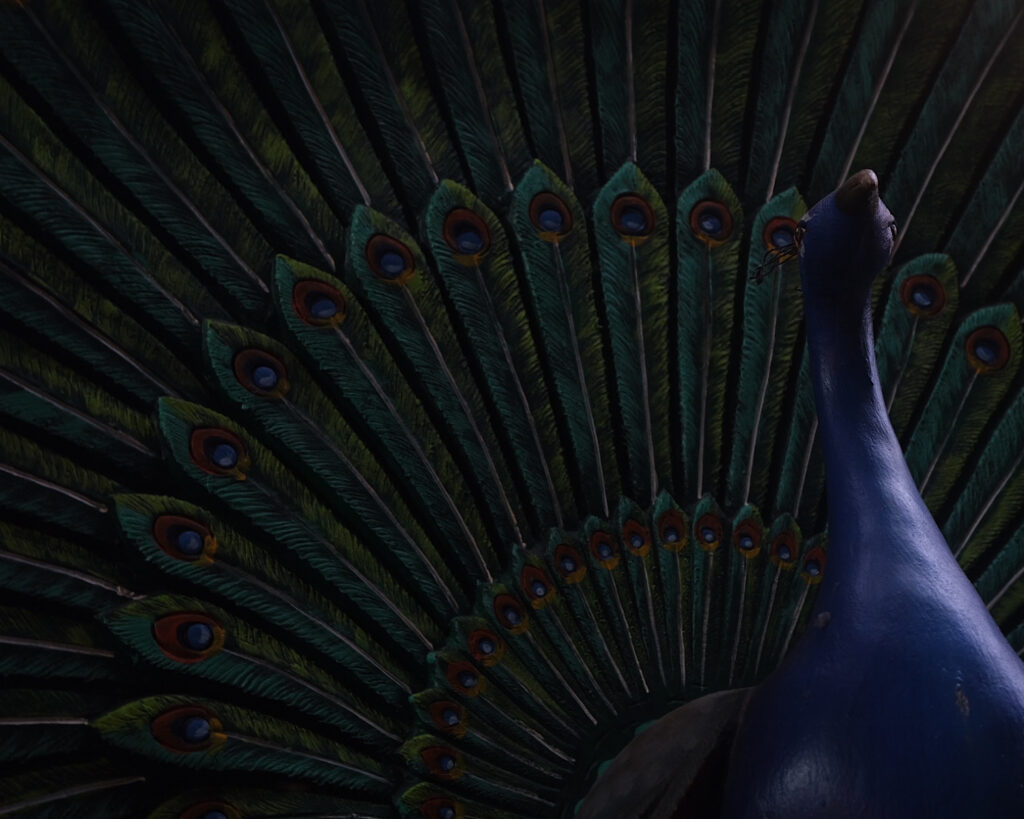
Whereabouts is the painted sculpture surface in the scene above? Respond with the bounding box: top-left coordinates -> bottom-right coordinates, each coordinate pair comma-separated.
723,170 -> 1024,817
1,2 -> 1024,817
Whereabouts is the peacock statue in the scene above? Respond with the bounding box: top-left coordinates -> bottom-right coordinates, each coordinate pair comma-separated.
2,0 -> 1024,815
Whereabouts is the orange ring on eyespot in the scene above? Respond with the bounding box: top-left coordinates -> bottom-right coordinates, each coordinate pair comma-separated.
732,521 -> 763,559
153,612 -> 226,664
233,349 -> 290,399
365,234 -> 416,285
762,217 -> 799,251
965,326 -> 1010,373
292,279 -> 346,327
153,515 -> 217,564
520,565 -> 556,609
588,530 -> 621,569
467,628 -> 504,665
421,745 -> 465,780
443,208 -> 491,262
420,797 -> 465,819
622,519 -> 652,556
529,191 -> 573,241
657,509 -> 689,551
770,531 -> 798,569
900,274 -> 946,318
689,200 -> 734,246
444,659 -> 486,697
189,428 -> 249,479
493,593 -> 529,633
610,194 -> 655,244
150,705 -> 225,753
801,546 -> 827,585
180,803 -> 241,819
428,700 -> 467,738
694,513 -> 724,552
553,544 -> 587,582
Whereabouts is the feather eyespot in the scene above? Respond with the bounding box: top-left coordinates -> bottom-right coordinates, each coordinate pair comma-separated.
762,217 -> 799,252
529,192 -> 573,241
443,208 -> 491,263
366,234 -> 416,285
180,803 -> 240,819
445,660 -> 486,697
429,700 -> 467,738
553,544 -> 587,582
153,515 -> 217,564
493,593 -> 529,634
189,428 -> 249,479
732,521 -> 762,559
966,327 -> 1010,373
689,200 -> 733,246
520,565 -> 556,609
801,547 -> 826,584
150,705 -> 226,753
292,280 -> 346,327
657,509 -> 689,552
467,629 -> 504,665
622,520 -> 651,556
610,194 -> 655,244
153,613 -> 225,664
694,514 -> 723,552
900,274 -> 946,317
421,745 -> 465,780
770,532 -> 798,569
420,798 -> 464,819
588,531 -> 620,569
233,349 -> 290,399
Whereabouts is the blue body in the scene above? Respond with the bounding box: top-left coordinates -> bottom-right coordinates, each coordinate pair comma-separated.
723,172 -> 1024,818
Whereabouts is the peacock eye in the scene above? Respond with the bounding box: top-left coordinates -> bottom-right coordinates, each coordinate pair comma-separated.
443,208 -> 491,259
900,274 -> 946,317
189,428 -> 248,478
292,280 -> 347,326
966,327 -> 1011,373
611,194 -> 655,243
689,200 -> 733,245
233,349 -> 289,398
366,234 -> 416,283
529,192 -> 572,240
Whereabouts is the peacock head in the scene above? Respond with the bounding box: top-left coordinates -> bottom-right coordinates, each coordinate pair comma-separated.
797,169 -> 897,303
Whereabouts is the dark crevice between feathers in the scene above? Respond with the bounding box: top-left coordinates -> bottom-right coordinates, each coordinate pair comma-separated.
488,0 -> 539,165
578,0 -> 606,184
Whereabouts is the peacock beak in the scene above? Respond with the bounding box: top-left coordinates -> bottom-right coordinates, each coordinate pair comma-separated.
835,169 -> 879,214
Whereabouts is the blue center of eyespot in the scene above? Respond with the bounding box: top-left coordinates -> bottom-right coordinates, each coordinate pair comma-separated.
503,606 -> 522,626
538,208 -> 564,232
974,340 -> 998,364
457,670 -> 477,688
699,210 -> 723,236
251,365 -> 278,390
456,229 -> 484,254
663,526 -> 679,543
911,285 -> 936,307
738,535 -> 755,550
211,443 -> 238,469
442,707 -> 460,726
777,544 -> 792,561
378,250 -> 406,276
560,556 -> 577,572
439,754 -> 456,772
701,527 -> 717,543
630,533 -> 644,549
531,580 -> 547,597
309,296 -> 337,319
619,206 -> 647,234
805,560 -> 821,577
478,638 -> 495,655
597,541 -> 613,559
438,807 -> 456,819
176,529 -> 204,556
182,716 -> 211,744
771,227 -> 794,248
181,622 -> 214,651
